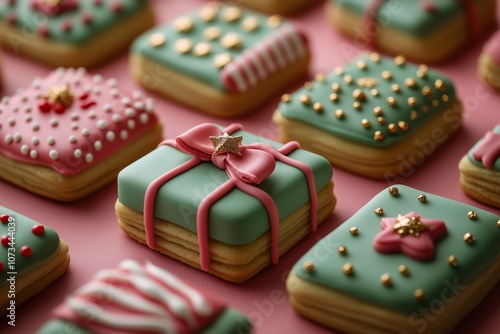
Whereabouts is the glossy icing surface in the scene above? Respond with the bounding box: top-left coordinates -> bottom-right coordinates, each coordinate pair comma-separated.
483,30 -> 500,65
0,67 -> 158,176
468,124 -> 500,170
117,125 -> 332,246
131,3 -> 308,92
0,205 -> 60,284
0,0 -> 147,44
278,54 -> 457,147
293,185 -> 500,313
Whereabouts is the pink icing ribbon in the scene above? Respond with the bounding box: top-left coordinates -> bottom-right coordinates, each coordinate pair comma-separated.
31,0 -> 79,16
472,130 -> 500,169
143,123 -> 318,271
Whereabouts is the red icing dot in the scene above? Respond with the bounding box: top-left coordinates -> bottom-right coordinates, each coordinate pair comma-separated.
81,12 -> 93,25
21,246 -> 32,257
0,214 -> 9,223
111,1 -> 123,13
53,102 -> 66,114
39,101 -> 52,113
38,24 -> 50,38
81,100 -> 97,109
94,0 -> 103,5
61,18 -> 72,32
79,92 -> 89,100
0,262 -> 4,272
1,235 -> 11,247
6,12 -> 16,25
32,224 -> 45,236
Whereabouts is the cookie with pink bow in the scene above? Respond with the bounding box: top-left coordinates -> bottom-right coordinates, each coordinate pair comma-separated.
115,123 -> 336,283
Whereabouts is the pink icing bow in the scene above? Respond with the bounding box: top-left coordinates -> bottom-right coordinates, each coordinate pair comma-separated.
143,123 -> 318,271
472,130 -> 500,169
31,0 -> 79,16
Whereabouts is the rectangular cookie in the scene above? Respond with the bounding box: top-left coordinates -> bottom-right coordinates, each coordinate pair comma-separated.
237,0 -> 321,15
286,185 -> 500,333
273,53 -> 462,180
36,260 -> 252,334
116,123 -> 335,283
1,206 -> 69,316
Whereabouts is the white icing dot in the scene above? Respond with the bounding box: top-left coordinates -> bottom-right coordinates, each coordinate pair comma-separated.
67,68 -> 75,75
74,149 -> 82,158
50,118 -> 59,127
77,67 -> 86,75
71,122 -> 79,130
71,112 -> 79,120
103,104 -> 112,113
110,88 -> 120,98
88,111 -> 97,119
145,99 -> 154,113
107,78 -> 117,87
111,114 -> 122,123
140,113 -> 149,124
93,86 -> 101,95
31,137 -> 40,146
13,133 -> 21,142
97,119 -> 108,130
47,136 -> 56,145
132,90 -> 143,99
20,145 -> 29,155
85,153 -> 93,163
106,131 -> 115,142
24,115 -> 32,122
31,78 -> 42,89
32,123 -> 40,131
23,106 -> 31,113
69,135 -> 77,143
49,149 -> 59,160
74,79 -> 81,86
12,106 -> 19,113
127,120 -> 136,130
35,92 -> 42,99
30,150 -> 38,159
120,130 -> 128,140
16,88 -> 24,95
82,128 -> 90,137
125,108 -> 136,117
4,134 -> 12,144
56,67 -> 65,78
83,84 -> 92,92
121,98 -> 131,106
133,101 -> 144,110
1,97 -> 9,104
8,118 -> 15,126
94,140 -> 102,151
21,95 -> 28,102
93,74 -> 103,83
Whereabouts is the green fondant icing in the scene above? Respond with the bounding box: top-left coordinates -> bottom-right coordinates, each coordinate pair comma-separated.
0,0 -> 147,44
131,4 -> 293,92
278,54 -> 457,147
333,0 -> 475,37
117,126 -> 332,246
0,206 -> 61,284
293,185 -> 500,314
467,124 -> 500,170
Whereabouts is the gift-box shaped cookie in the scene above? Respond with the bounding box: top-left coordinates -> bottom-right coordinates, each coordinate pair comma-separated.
37,260 -> 252,334
116,123 -> 335,283
459,125 -> 500,208
1,206 -> 69,315
130,3 -> 310,117
273,54 -> 462,179
0,0 -> 154,68
286,185 -> 500,333
326,0 -> 496,63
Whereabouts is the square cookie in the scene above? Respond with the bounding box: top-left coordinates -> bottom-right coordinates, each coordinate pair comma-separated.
273,53 -> 462,180
37,260 -> 252,334
286,185 -> 500,333
1,206 -> 70,316
0,0 -> 154,68
459,125 -> 500,208
116,123 -> 335,283
326,0 -> 496,63
130,3 -> 310,117
0,67 -> 162,201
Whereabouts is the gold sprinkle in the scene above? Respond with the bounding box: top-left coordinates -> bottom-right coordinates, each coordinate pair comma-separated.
174,16 -> 193,33
361,119 -> 371,129
373,106 -> 383,116
399,265 -> 410,276
342,263 -> 354,275
353,101 -> 362,110
304,82 -> 313,90
357,60 -> 367,70
369,53 -> 380,62
374,131 -> 384,141
338,245 -> 347,255
463,232 -> 475,245
200,4 -> 218,22
387,123 -> 397,134
221,32 -> 242,49
349,227 -> 359,235
334,67 -> 344,76
418,194 -> 427,203
315,73 -> 326,83
303,260 -> 315,273
329,93 -> 339,102
391,84 -> 401,93
414,289 -> 425,301
387,96 -> 397,107
313,102 -> 323,113
448,255 -> 458,267
371,88 -> 379,96
344,75 -> 353,84
300,95 -> 311,105
389,187 -> 399,196
398,121 -> 409,131
242,16 -> 259,32
394,55 -> 406,66
467,211 -> 477,220
203,26 -> 221,40
374,208 -> 384,215
149,33 -> 166,47
421,86 -> 432,97
442,94 -> 449,102
174,38 -> 193,54
404,78 -> 417,89
408,97 -> 417,107
353,89 -> 367,101
214,53 -> 232,69
435,79 -> 446,91
280,94 -> 291,103
410,110 -> 418,120
380,273 -> 392,286
223,7 -> 242,22
357,77 -> 378,88
417,65 -> 428,78
193,42 -> 211,57
497,220 -> 500,228
377,117 -> 385,125
381,70 -> 392,80
267,14 -> 282,28
432,99 -> 439,107
335,109 -> 345,119
331,83 -> 341,92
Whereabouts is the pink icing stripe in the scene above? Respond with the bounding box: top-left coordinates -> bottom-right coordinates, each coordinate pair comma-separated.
363,0 -> 386,47
483,31 -> 500,65
472,130 -> 500,168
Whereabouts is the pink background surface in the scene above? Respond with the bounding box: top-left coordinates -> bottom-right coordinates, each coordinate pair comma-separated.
1,1 -> 499,333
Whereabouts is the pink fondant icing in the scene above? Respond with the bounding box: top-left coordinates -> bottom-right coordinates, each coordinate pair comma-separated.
143,123 -> 318,271
0,68 -> 158,176
373,211 -> 447,261
472,130 -> 500,168
483,30 -> 500,66
31,0 -> 79,16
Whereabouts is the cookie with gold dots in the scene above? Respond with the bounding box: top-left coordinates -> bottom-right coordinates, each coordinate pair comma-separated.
286,185 -> 500,333
130,3 -> 310,117
273,54 -> 462,179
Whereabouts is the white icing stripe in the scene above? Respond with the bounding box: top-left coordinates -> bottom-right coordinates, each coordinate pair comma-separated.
268,34 -> 287,69
239,58 -> 258,88
247,49 -> 267,80
256,42 -> 277,74
276,28 -> 296,64
225,62 -> 248,92
287,27 -> 307,58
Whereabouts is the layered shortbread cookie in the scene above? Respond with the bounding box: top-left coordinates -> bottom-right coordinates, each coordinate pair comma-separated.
130,3 -> 310,117
116,123 -> 335,283
0,0 -> 154,68
326,0 -> 496,63
459,125 -> 500,208
238,0 -> 321,15
273,54 -> 462,180
1,206 -> 70,315
478,30 -> 500,90
0,67 -> 162,201
37,260 -> 252,334
287,185 -> 500,333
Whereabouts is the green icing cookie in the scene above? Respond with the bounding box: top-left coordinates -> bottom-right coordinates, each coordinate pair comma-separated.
277,53 -> 457,148
467,124 -> 500,170
293,185 -> 500,314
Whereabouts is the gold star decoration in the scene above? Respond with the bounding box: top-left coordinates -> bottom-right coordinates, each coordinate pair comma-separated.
210,132 -> 243,156
391,214 -> 430,237
44,84 -> 73,107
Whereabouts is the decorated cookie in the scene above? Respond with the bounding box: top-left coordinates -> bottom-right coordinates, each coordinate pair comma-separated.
0,67 -> 162,201
273,53 -> 462,180
130,3 -> 310,117
478,30 -> 500,90
0,0 -> 154,68
459,125 -> 500,208
237,0 -> 321,15
116,123 -> 335,283
286,185 -> 500,333
37,260 -> 252,334
326,0 -> 496,63
1,206 -> 69,316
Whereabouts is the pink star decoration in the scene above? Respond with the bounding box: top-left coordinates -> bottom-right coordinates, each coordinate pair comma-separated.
373,212 -> 447,261
472,130 -> 500,169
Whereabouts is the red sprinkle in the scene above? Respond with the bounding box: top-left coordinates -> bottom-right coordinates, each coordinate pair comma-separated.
32,224 -> 45,236
81,100 -> 97,109
81,12 -> 93,25
53,102 -> 66,114
61,18 -> 72,32
6,12 -> 16,25
39,101 -> 52,113
38,24 -> 50,38
21,246 -> 32,257
0,214 -> 9,223
1,235 -> 11,247
79,92 -> 89,100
